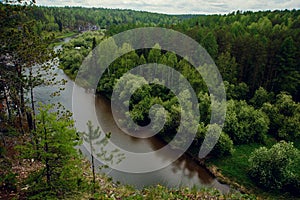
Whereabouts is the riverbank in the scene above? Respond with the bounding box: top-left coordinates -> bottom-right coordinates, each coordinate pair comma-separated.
157,134 -> 251,193
207,143 -> 300,200
206,145 -> 261,195
48,31 -> 78,48
0,134 -> 255,199
159,134 -> 300,199
162,133 -> 300,200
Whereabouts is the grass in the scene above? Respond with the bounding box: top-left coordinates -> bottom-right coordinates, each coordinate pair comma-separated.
48,31 -> 78,48
208,137 -> 300,200
159,132 -> 300,199
55,31 -> 77,40
207,135 -> 278,190
208,143 -> 262,189
66,177 -> 256,200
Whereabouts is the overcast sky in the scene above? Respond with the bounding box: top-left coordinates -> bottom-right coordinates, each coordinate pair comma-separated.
36,0 -> 300,14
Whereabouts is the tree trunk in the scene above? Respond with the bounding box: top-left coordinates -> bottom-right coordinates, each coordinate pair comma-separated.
90,140 -> 96,195
29,70 -> 36,131
17,65 -> 25,115
91,154 -> 95,195
43,117 -> 51,185
3,84 -> 11,121
17,106 -> 24,134
0,132 -> 6,147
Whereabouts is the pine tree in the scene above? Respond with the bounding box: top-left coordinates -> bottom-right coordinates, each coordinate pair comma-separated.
81,121 -> 125,197
82,121 -> 101,195
20,104 -> 83,197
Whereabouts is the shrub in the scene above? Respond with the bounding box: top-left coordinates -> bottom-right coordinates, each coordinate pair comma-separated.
0,158 -> 17,192
224,100 -> 269,144
196,124 -> 234,158
261,92 -> 300,141
212,132 -> 234,157
248,141 -> 300,194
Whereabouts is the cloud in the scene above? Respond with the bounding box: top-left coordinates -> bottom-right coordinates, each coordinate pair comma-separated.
36,0 -> 300,14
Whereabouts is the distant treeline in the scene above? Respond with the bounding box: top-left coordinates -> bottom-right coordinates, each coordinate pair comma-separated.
0,4 -> 182,32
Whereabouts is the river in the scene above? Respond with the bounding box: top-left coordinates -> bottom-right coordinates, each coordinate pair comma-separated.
33,36 -> 230,193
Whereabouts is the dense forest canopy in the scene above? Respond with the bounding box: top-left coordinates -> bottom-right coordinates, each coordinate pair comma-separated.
173,10 -> 300,99
28,3 -> 299,100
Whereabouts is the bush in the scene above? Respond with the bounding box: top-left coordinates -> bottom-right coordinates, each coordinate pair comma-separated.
250,87 -> 274,109
224,100 -> 269,144
196,124 -> 234,158
0,172 -> 17,192
0,158 -> 17,192
212,132 -> 234,157
248,141 -> 300,193
261,92 -> 300,141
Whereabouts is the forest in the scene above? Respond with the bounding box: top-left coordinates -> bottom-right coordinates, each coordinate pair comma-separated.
0,0 -> 300,199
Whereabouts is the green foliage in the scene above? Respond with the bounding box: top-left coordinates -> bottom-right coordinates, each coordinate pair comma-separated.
201,32 -> 218,59
0,1 -> 57,133
250,87 -> 274,108
81,120 -> 125,197
209,143 -> 263,190
175,10 -> 300,99
0,3 -> 181,36
213,131 -> 234,157
197,124 -> 234,158
262,92 -> 300,141
225,81 -> 249,100
224,100 -> 269,144
274,36 -> 300,95
1,5 -> 298,198
198,92 -> 211,124
0,158 -> 17,192
3,4 -> 300,100
216,51 -> 238,83
248,141 -> 300,194
19,104 -> 84,198
88,178 -> 256,200
59,31 -> 104,77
